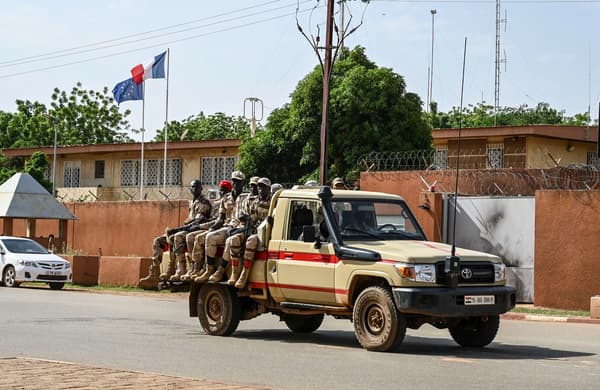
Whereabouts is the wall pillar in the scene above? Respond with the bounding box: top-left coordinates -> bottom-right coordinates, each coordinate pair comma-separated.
26,218 -> 36,238
3,218 -> 14,236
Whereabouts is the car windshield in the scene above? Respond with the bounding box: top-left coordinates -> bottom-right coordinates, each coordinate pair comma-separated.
330,199 -> 426,241
1,238 -> 49,254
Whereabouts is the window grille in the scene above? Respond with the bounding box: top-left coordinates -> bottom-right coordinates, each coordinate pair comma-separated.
587,152 -> 598,166
120,159 -> 182,187
434,146 -> 448,169
63,161 -> 81,188
201,156 -> 238,186
487,143 -> 504,169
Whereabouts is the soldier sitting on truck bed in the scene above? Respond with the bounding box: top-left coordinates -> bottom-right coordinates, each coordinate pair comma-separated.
231,177 -> 272,289
138,180 -> 211,289
194,170 -> 247,283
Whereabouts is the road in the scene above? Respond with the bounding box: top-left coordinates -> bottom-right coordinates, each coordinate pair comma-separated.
1,287 -> 599,390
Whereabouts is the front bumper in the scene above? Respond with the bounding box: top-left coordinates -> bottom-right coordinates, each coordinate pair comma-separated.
392,285 -> 516,317
15,265 -> 72,283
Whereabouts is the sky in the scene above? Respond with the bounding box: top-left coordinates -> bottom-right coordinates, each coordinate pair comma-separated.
1,0 -> 599,141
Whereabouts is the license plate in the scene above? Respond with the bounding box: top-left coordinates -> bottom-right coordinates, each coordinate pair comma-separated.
464,295 -> 495,305
49,271 -> 57,276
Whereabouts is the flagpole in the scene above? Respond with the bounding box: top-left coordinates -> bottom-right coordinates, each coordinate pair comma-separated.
140,82 -> 145,200
163,48 -> 170,192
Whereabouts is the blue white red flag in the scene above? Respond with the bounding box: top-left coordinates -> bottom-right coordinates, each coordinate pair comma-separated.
112,77 -> 143,104
131,51 -> 166,85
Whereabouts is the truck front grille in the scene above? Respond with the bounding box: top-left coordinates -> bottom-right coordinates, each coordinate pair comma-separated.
435,261 -> 495,284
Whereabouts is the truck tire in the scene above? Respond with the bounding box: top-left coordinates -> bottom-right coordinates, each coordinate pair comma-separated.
353,286 -> 406,352
282,313 -> 324,333
449,315 -> 500,347
197,283 -> 241,336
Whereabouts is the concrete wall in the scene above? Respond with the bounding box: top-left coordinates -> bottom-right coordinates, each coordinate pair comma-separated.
527,136 -> 595,168
535,190 -> 600,310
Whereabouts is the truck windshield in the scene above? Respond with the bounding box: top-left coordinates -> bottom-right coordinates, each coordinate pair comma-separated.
330,199 -> 425,241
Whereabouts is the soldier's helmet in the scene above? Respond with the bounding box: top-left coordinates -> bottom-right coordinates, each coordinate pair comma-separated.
249,176 -> 259,185
190,179 -> 202,189
271,183 -> 283,193
258,177 -> 271,187
231,170 -> 245,181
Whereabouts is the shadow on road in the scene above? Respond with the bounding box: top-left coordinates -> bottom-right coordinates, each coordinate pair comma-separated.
231,330 -> 594,360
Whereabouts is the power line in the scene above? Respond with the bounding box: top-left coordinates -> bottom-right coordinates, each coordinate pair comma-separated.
0,1 -> 312,69
0,6 -> 320,80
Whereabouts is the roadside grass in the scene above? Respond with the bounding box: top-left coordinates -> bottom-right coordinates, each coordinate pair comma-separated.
511,306 -> 590,318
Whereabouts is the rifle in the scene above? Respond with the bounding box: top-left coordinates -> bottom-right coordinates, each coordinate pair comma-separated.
166,215 -> 211,236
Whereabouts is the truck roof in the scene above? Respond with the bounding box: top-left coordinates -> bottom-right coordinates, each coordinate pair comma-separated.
279,186 -> 406,202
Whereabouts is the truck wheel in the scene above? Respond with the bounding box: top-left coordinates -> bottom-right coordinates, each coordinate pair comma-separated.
449,315 -> 500,347
353,286 -> 406,352
197,283 -> 241,336
282,313 -> 324,333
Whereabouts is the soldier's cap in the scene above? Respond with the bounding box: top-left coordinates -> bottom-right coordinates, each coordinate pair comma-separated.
332,177 -> 344,186
189,179 -> 202,188
219,180 -> 233,191
231,170 -> 245,181
249,176 -> 260,185
258,177 -> 271,187
271,183 -> 283,192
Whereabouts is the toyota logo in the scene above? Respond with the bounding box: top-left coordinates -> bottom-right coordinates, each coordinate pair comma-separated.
461,268 -> 473,279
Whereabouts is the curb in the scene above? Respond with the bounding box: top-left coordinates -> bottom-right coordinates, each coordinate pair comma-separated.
501,313 -> 600,325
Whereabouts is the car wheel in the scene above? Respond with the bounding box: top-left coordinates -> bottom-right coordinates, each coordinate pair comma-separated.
282,313 -> 324,333
48,282 -> 65,290
2,266 -> 18,288
353,286 -> 406,352
449,315 -> 500,347
197,283 -> 241,336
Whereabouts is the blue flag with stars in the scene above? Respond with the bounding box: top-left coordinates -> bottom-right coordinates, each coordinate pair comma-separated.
112,77 -> 143,104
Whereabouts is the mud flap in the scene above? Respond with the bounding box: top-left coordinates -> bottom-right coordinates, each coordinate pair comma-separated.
189,282 -> 201,317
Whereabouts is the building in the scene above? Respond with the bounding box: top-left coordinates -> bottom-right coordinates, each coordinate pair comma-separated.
432,125 -> 599,169
1,139 -> 241,201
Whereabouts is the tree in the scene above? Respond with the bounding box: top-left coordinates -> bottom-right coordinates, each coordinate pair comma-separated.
238,46 -> 431,184
430,102 -> 591,128
0,152 -> 51,192
154,112 -> 250,142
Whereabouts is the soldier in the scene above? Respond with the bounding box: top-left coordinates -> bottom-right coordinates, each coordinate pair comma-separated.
194,170 -> 247,283
249,176 -> 259,196
168,180 -> 213,282
271,183 -> 283,195
234,177 -> 272,289
331,177 -> 347,190
183,180 -> 232,282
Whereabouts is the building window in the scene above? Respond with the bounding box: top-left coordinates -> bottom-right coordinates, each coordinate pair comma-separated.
63,161 -> 81,188
487,143 -> 504,169
434,146 -> 448,169
587,152 -> 598,166
201,156 -> 238,186
120,159 -> 182,187
95,160 -> 105,179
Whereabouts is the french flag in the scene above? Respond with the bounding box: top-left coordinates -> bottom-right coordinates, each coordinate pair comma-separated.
130,51 -> 166,85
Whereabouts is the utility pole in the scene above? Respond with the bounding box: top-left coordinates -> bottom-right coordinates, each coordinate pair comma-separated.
43,113 -> 59,197
243,97 -> 264,137
429,9 -> 437,112
319,0 -> 335,185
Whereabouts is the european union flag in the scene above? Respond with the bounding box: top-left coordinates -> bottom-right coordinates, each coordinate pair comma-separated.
112,77 -> 143,104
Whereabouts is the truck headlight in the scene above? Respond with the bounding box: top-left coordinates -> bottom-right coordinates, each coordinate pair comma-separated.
494,263 -> 505,282
395,263 -> 436,283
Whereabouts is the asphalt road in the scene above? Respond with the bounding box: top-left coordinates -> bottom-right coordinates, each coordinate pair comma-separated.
1,286 -> 599,390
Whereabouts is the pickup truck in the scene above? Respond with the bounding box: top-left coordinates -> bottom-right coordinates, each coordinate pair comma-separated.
189,186 -> 516,352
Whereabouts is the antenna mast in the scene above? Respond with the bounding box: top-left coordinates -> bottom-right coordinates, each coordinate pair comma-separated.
494,0 -> 507,125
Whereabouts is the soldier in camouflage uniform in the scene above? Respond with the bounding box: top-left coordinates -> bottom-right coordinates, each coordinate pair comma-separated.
233,177 -> 272,289
181,180 -> 232,282
194,171 -> 247,283
168,180 -> 213,282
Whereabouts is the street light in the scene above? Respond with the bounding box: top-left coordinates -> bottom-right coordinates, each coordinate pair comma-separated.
43,113 -> 58,197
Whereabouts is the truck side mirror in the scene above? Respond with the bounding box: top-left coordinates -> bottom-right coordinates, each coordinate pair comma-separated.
302,225 -> 316,242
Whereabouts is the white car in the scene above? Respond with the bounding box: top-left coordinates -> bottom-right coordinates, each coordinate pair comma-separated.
0,236 -> 72,290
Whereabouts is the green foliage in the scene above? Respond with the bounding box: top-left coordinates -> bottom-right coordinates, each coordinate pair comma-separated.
154,112 -> 250,142
429,102 -> 591,128
24,152 -> 52,193
238,46 -> 431,184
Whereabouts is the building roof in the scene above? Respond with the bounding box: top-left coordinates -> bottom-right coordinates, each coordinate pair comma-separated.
0,138 -> 241,158
432,125 -> 599,143
0,173 -> 77,220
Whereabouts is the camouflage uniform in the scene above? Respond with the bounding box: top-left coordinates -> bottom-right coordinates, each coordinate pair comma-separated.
169,195 -> 212,282
233,183 -> 271,288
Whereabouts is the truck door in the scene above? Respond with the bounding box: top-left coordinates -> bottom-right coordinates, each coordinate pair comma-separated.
274,200 -> 336,305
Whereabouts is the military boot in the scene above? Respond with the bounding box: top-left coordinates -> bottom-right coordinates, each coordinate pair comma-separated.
180,255 -> 195,282
235,265 -> 251,289
159,254 -> 176,281
209,265 -> 226,283
138,263 -> 160,290
226,260 -> 241,286
169,258 -> 187,282
194,257 -> 216,283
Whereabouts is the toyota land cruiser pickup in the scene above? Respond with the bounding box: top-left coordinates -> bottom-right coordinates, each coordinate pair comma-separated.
189,186 -> 516,352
